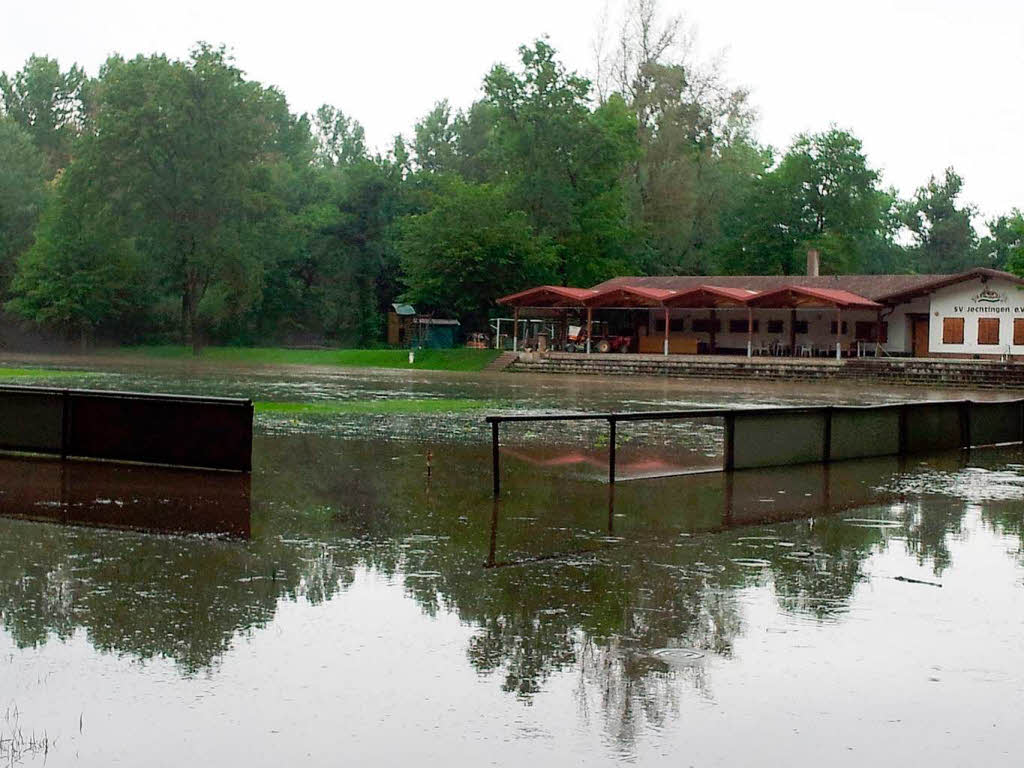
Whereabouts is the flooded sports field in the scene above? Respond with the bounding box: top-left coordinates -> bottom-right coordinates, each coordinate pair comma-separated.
1,360 -> 1022,766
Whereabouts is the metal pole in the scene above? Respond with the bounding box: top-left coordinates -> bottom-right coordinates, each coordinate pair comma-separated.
608,417 -> 617,485
835,308 -> 841,360
495,318 -> 501,349
586,307 -> 593,354
513,308 -> 519,352
491,420 -> 500,497
747,307 -> 753,357
663,308 -> 669,356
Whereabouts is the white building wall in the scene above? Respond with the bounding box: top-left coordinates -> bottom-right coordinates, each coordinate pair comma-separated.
928,278 -> 1024,356
882,296 -> 929,354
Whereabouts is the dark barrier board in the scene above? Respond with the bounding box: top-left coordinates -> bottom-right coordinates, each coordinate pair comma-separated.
0,385 -> 252,472
904,402 -> 964,453
830,408 -> 901,461
731,411 -> 826,470
969,401 -> 1023,447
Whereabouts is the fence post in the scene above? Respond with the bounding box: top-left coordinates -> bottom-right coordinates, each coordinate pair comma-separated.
822,406 -> 833,464
608,417 -> 617,485
60,389 -> 70,460
960,400 -> 972,449
491,420 -> 500,498
723,413 -> 736,471
898,405 -> 908,455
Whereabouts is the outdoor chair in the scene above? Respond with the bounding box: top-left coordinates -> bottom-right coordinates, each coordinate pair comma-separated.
797,344 -> 813,357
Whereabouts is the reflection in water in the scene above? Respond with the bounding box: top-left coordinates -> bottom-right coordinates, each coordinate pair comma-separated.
0,426 -> 1022,763
0,455 -> 250,537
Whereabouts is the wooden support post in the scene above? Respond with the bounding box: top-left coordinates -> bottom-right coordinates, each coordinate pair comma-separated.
747,307 -> 753,357
608,417 -> 617,485
586,307 -> 593,354
663,308 -> 669,355
789,308 -> 797,355
709,309 -> 717,354
486,499 -> 499,568
60,389 -> 70,460
491,420 -> 500,498
876,310 -> 884,357
513,308 -> 520,352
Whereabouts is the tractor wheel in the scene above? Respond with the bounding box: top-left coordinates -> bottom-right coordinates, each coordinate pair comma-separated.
596,339 -> 612,353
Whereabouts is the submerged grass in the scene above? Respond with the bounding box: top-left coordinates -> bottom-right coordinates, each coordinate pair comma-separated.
109,346 -> 501,371
0,366 -> 89,379
255,398 -> 493,415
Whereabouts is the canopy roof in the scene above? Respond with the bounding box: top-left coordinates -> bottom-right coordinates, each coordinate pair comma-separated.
583,286 -> 678,307
663,285 -> 758,308
746,286 -> 882,309
498,285 -> 597,308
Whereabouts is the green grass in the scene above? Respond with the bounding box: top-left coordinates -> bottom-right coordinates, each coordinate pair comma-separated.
0,366 -> 91,379
255,398 -> 493,415
108,346 -> 501,372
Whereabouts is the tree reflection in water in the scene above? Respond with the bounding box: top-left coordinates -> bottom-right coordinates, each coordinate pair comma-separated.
0,433 -> 1016,744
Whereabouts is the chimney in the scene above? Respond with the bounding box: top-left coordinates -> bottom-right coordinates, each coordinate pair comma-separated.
806,249 -> 820,277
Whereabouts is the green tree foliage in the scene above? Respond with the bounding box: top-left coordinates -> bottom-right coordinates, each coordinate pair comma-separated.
983,210 -> 1024,273
84,44 -> 305,352
483,40 -> 643,285
0,55 -> 87,177
720,128 -> 897,274
7,161 -> 143,342
0,119 -> 48,287
313,105 -> 368,167
399,179 -> 556,328
901,168 -> 979,273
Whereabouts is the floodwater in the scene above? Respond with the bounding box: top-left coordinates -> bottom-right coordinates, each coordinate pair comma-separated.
1,360 -> 1023,766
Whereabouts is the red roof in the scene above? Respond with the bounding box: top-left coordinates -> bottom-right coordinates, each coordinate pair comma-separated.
583,286 -> 677,307
497,285 -> 597,307
746,285 -> 881,309
663,285 -> 758,308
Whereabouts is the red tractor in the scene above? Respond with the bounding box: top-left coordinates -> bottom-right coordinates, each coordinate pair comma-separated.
564,321 -> 632,353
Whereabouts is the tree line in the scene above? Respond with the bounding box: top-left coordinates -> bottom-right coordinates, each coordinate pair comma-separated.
1,1 -> 1022,351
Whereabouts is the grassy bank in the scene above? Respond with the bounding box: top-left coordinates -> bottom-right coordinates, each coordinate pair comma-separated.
255,398 -> 492,415
106,346 -> 501,372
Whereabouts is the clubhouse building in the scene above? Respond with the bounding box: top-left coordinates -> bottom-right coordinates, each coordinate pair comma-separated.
498,253 -> 1024,360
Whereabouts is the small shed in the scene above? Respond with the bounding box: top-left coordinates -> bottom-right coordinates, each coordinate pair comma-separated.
387,303 -> 417,346
415,318 -> 461,349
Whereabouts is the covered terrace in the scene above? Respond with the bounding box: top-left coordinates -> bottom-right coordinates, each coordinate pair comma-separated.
497,283 -> 884,358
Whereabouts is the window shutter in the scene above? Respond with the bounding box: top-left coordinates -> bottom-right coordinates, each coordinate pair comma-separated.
942,317 -> 964,344
978,317 -> 1000,345
1014,318 -> 1024,346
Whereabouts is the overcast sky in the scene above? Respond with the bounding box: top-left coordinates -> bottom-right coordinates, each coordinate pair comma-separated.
4,0 -> 1022,220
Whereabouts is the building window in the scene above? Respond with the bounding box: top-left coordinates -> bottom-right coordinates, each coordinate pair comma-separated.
692,319 -> 721,333
942,317 -> 964,344
766,320 -> 784,334
854,321 -> 887,342
978,317 -> 1000,345
1014,318 -> 1024,346
728,319 -> 758,333
794,320 -> 809,334
828,321 -> 849,335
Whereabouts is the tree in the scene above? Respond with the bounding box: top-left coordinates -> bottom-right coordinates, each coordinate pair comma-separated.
312,105 -> 367,167
983,210 -> 1024,273
483,40 -> 643,285
901,167 -> 978,273
85,44 -> 303,353
398,179 -> 556,328
0,119 -> 48,288
720,128 -> 896,274
0,55 -> 87,177
7,162 -> 143,344
412,100 -> 459,174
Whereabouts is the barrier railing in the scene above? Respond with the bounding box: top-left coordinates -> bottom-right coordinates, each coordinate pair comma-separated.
485,398 -> 1024,497
0,385 -> 253,472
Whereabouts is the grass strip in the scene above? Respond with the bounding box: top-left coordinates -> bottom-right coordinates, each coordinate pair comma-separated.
0,367 -> 91,378
109,346 -> 502,372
